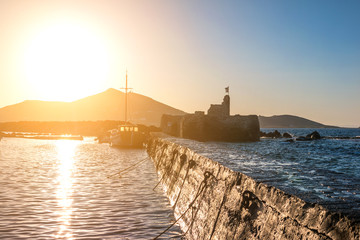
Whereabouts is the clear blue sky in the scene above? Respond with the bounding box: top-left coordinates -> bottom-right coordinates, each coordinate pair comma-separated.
0,0 -> 359,126
175,1 -> 360,127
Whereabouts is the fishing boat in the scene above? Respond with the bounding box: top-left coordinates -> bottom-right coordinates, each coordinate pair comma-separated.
110,124 -> 145,148
110,71 -> 146,148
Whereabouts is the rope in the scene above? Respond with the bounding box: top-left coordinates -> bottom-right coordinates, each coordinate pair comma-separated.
173,167 -> 190,208
209,181 -> 231,240
107,156 -> 149,178
152,171 -> 211,240
173,160 -> 195,208
183,171 -> 220,236
153,174 -> 165,191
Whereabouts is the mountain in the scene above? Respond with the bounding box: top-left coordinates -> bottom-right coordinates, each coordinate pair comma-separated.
259,115 -> 338,128
0,88 -> 185,126
0,90 -> 340,128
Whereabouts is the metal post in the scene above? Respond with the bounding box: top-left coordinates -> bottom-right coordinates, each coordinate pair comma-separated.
125,71 -> 128,123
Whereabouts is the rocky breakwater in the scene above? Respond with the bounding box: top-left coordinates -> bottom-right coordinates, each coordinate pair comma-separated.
147,136 -> 359,239
260,130 -> 323,141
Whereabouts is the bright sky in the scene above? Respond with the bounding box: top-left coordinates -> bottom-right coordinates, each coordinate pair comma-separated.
0,0 -> 359,127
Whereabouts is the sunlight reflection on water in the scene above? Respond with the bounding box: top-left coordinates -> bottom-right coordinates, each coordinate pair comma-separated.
0,138 -> 181,240
0,138 -> 181,239
54,141 -> 78,239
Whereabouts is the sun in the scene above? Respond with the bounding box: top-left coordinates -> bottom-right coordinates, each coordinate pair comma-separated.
23,20 -> 110,102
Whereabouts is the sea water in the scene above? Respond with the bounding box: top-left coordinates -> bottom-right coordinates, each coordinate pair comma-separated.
0,138 -> 182,239
167,128 -> 360,222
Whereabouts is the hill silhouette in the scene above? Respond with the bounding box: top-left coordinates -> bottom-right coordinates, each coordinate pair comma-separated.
0,88 -> 185,126
0,90 -> 339,129
259,115 -> 338,128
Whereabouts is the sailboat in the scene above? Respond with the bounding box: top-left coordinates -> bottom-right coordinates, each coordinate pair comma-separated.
109,71 -> 146,148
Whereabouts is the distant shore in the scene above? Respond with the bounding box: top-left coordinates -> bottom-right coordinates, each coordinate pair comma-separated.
1,132 -> 83,140
0,121 -> 160,138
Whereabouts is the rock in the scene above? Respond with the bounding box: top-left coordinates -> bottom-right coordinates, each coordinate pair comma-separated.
263,131 -> 321,140
306,131 -> 321,140
273,130 -> 282,138
296,136 -> 309,141
296,131 -> 321,141
263,130 -> 282,138
283,132 -> 292,138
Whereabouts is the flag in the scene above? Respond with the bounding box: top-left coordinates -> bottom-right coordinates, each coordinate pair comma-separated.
225,86 -> 229,93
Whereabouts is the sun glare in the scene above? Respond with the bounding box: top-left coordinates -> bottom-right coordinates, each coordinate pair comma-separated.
23,20 -> 110,102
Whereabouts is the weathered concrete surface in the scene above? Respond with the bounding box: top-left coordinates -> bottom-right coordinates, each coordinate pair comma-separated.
147,137 -> 359,240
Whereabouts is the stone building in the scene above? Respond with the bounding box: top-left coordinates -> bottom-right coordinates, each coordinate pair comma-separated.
207,94 -> 230,118
161,93 -> 260,142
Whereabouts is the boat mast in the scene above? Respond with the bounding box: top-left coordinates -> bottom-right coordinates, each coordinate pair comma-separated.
121,70 -> 132,123
125,71 -> 128,122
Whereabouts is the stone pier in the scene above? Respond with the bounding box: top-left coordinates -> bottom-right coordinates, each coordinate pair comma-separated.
147,136 -> 359,239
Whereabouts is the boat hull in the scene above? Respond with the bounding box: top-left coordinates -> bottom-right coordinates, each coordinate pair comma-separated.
110,131 -> 145,148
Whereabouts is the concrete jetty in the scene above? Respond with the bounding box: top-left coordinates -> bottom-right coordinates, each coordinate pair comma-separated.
147,136 -> 359,239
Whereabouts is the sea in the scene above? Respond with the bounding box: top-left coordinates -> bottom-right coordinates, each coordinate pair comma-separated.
0,137 -> 182,239
166,128 -> 360,223
1,128 -> 359,239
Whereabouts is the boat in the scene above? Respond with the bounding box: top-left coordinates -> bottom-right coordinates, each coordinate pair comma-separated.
110,124 -> 145,148
110,71 -> 146,148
